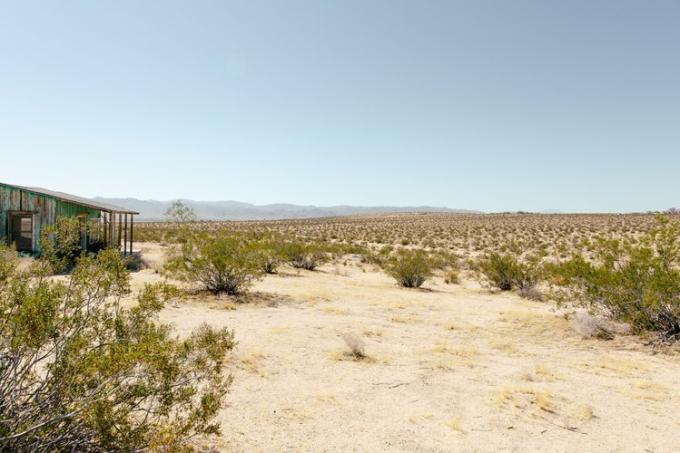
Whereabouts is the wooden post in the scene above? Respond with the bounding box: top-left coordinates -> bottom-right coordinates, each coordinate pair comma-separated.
103,213 -> 108,245
109,212 -> 115,248
129,215 -> 134,255
123,214 -> 128,255
117,213 -> 122,250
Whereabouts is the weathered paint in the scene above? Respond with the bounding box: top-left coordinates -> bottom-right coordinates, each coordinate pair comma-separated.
0,183 -> 100,252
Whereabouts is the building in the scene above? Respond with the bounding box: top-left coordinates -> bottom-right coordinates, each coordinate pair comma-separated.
0,182 -> 138,254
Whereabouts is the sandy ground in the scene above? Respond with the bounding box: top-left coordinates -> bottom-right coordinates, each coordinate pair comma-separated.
132,243 -> 680,452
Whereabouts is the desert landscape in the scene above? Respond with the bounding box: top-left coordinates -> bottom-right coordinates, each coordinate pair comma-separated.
124,213 -> 680,452
3,2 -> 679,451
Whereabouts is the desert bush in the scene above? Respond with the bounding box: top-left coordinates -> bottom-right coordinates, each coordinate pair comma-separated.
39,217 -> 84,272
548,217 -> 680,340
430,251 -> 460,271
518,285 -> 544,301
386,249 -> 433,288
340,333 -> 367,360
281,241 -> 327,270
261,254 -> 280,274
165,233 -> 264,294
252,237 -> 285,274
478,252 -> 541,291
0,246 -> 234,451
444,270 -> 461,285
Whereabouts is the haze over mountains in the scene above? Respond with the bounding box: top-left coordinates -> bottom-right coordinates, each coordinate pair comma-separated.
93,198 -> 480,221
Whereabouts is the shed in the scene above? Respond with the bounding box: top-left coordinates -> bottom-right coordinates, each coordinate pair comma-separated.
0,182 -> 138,254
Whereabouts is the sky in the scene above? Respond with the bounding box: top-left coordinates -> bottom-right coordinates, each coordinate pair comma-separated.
0,0 -> 678,212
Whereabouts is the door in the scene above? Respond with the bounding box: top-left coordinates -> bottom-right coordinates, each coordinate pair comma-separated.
10,213 -> 33,252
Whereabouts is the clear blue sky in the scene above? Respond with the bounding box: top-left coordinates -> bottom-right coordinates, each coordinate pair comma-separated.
1,1 -> 678,212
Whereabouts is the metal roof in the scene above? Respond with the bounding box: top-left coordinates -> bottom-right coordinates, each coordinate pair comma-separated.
1,182 -> 139,215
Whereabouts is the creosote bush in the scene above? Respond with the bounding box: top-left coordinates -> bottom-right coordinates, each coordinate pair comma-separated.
165,233 -> 265,295
253,237 -> 285,274
39,217 -> 84,273
548,217 -> 680,341
386,249 -> 433,288
0,246 -> 234,451
281,241 -> 328,271
478,252 -> 541,292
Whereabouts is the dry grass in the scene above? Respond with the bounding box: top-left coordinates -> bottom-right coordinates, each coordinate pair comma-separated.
489,339 -> 520,355
431,342 -> 478,357
447,417 -> 463,433
623,380 -> 672,401
498,311 -> 571,339
239,351 -> 267,375
575,356 -> 649,377
320,306 -> 351,316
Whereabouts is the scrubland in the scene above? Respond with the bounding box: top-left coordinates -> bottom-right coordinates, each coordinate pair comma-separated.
3,212 -> 680,452
131,213 -> 680,452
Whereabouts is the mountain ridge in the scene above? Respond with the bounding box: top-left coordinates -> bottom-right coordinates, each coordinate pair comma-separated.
92,197 -> 481,221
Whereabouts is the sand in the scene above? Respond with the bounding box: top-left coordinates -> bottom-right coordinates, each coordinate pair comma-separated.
131,243 -> 680,452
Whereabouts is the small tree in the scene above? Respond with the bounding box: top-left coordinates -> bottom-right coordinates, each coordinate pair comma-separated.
386,249 -> 433,288
0,246 -> 234,451
165,233 -> 264,294
165,200 -> 197,223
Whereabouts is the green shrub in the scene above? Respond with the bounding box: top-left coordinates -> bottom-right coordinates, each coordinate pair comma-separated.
386,249 -> 433,288
478,252 -> 541,291
548,217 -> 680,340
39,217 -> 84,272
477,253 -> 515,290
281,241 -> 327,271
0,246 -> 234,451
361,246 -> 392,267
165,233 -> 264,294
252,237 -> 285,274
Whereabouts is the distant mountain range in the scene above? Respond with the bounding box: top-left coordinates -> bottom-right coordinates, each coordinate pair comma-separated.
92,198 -> 481,221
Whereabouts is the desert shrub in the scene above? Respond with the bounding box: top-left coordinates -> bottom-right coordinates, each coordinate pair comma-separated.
165,233 -> 264,294
0,246 -> 234,451
39,217 -> 84,272
478,252 -> 541,291
548,217 -> 680,340
0,245 -> 17,282
340,333 -> 367,360
361,246 -> 393,267
430,251 -> 460,271
518,285 -> 544,301
477,253 -> 515,290
281,241 -> 327,270
252,237 -> 285,274
261,254 -> 280,274
444,270 -> 460,285
386,249 -> 433,288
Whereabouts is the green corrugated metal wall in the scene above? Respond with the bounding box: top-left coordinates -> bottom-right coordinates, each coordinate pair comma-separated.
0,183 -> 100,252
